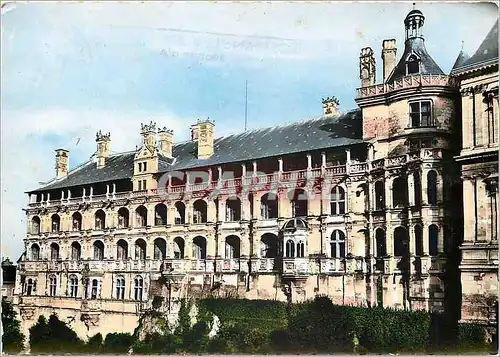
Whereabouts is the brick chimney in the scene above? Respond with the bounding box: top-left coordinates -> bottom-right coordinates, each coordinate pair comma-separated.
382,39 -> 397,83
55,149 -> 69,179
158,127 -> 174,158
96,130 -> 111,169
190,118 -> 215,159
322,96 -> 340,117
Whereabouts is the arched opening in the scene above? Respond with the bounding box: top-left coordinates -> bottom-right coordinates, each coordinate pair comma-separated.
173,237 -> 185,259
175,202 -> 186,225
31,244 -> 40,261
95,210 -> 106,230
135,239 -> 147,260
225,235 -> 241,259
261,193 -> 278,219
260,233 -> 278,258
375,229 -> 386,257
288,189 -> 308,217
193,200 -> 207,224
374,181 -> 385,210
392,177 -> 408,208
155,204 -> 168,226
49,274 -> 57,296
427,170 -> 438,206
116,239 -> 128,260
26,278 -> 35,296
406,54 -> 420,75
285,239 -> 295,258
296,241 -> 305,258
93,240 -> 105,260
118,207 -> 130,228
226,197 -> 241,222
71,241 -> 81,260
393,227 -> 409,257
193,236 -> 207,259
154,238 -> 167,260
413,171 -> 422,206
356,183 -> 369,212
90,279 -> 99,299
415,225 -> 423,256
31,216 -> 41,234
429,224 -> 439,256
51,214 -> 61,233
50,243 -> 60,260
135,206 -> 148,227
134,276 -> 144,300
330,230 -> 346,258
330,186 -> 346,215
115,276 -> 125,300
68,274 -> 78,298
72,212 -> 82,231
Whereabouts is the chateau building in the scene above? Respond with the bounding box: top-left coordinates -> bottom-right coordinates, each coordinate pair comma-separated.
450,21 -> 499,326
13,8 -> 497,340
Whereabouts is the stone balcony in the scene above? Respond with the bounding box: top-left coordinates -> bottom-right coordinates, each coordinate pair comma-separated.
28,148 -> 444,210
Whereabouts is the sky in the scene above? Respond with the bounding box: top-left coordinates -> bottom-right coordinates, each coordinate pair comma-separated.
1,1 -> 498,260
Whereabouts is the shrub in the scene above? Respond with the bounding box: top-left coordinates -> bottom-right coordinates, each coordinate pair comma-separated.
1,299 -> 25,353
103,332 -> 133,353
85,333 -> 103,353
29,313 -> 84,353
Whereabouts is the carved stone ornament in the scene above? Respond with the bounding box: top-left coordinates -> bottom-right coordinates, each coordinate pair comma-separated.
20,307 -> 36,321
80,313 -> 101,329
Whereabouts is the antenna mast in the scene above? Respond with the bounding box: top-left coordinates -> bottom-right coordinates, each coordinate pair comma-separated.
244,80 -> 248,131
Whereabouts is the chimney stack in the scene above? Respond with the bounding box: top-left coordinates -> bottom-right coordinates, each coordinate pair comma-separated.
190,118 -> 215,159
382,39 -> 397,83
55,149 -> 69,179
158,127 -> 174,158
140,121 -> 157,152
322,96 -> 340,117
96,130 -> 111,169
359,47 -> 376,87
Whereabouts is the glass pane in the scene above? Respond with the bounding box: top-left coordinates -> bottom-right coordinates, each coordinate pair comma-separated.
410,103 -> 420,113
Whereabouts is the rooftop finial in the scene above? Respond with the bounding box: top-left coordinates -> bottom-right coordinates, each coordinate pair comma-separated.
413,2 -> 416,10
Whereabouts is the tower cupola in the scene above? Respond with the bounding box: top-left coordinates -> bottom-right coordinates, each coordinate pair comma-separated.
404,5 -> 425,41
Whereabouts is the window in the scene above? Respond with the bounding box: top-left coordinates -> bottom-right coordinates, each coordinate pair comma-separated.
26,279 -> 35,296
173,237 -> 185,259
375,229 -> 386,257
71,242 -> 81,260
193,236 -> 206,259
193,200 -> 207,224
50,243 -> 60,260
93,241 -> 105,260
409,101 -> 433,127
414,225 -> 423,256
330,186 -> 346,215
427,170 -> 438,205
115,276 -> 125,300
261,193 -> 278,219
142,180 -> 147,190
260,233 -> 278,258
393,227 -> 409,257
296,241 -> 305,258
31,244 -> 40,261
413,171 -> 422,206
135,239 -> 146,260
134,276 -> 144,301
392,177 -> 408,208
143,162 -> 147,172
138,181 -> 142,190
285,240 -> 295,258
225,236 -> 240,259
155,204 -> 167,226
138,163 -> 142,172
69,275 -> 78,298
31,217 -> 41,234
330,230 -> 346,258
49,275 -> 57,296
406,55 -> 420,75
290,189 -> 307,217
90,279 -> 99,299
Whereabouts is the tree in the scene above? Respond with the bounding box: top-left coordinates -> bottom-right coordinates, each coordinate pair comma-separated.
1,299 -> 25,353
29,313 -> 84,353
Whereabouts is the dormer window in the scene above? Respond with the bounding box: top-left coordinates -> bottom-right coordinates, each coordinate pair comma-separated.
406,55 -> 420,75
409,100 -> 433,127
137,162 -> 147,172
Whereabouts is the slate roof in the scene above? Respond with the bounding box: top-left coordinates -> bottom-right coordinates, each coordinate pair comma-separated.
386,38 -> 445,83
451,50 -> 470,70
28,110 -> 364,194
451,21 -> 498,75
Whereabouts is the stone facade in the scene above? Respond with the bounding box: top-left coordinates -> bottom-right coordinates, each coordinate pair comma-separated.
12,8 -> 498,343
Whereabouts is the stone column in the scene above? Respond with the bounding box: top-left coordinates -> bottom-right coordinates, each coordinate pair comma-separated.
422,224 -> 429,255
421,168 -> 429,205
208,199 -> 217,223
241,195 -> 251,221
407,172 -> 415,207
463,179 -> 475,242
